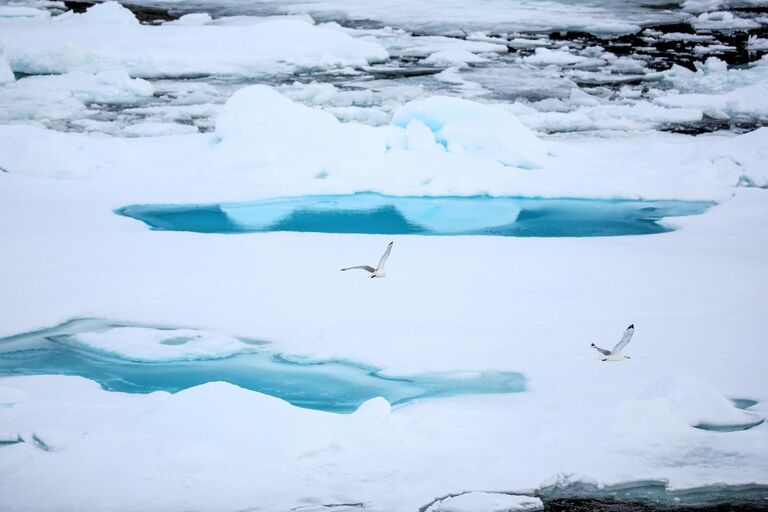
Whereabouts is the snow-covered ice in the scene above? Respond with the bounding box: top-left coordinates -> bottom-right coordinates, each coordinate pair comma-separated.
61,326 -> 256,362
0,0 -> 767,510
0,2 -> 388,77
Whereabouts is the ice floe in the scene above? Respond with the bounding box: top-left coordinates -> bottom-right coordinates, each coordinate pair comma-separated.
0,70 -> 154,124
61,326 -> 256,362
0,2 -> 388,77
425,493 -> 543,512
391,96 -> 548,168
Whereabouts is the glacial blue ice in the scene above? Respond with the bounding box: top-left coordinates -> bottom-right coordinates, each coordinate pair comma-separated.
117,193 -> 714,237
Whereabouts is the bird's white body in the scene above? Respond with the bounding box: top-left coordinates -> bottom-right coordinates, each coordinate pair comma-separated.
602,352 -> 630,362
591,324 -> 634,362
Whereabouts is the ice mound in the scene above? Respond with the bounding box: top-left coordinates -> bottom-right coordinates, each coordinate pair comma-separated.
353,396 -> 391,423
79,1 -> 139,25
133,381 -> 336,457
166,13 -> 213,26
426,493 -> 543,512
391,96 -> 548,168
639,375 -> 764,431
655,82 -> 768,119
62,326 -> 256,362
1,5 -> 388,77
693,11 -> 759,30
424,49 -> 489,67
659,57 -> 768,94
214,85 -> 387,166
706,127 -> 768,188
523,48 -> 588,66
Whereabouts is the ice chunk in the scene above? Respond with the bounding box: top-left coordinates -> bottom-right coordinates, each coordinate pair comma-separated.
693,11 -> 759,30
427,493 -> 543,512
61,327 -> 256,362
1,6 -> 388,77
0,70 -> 153,123
658,57 -> 768,94
79,1 -> 139,25
214,85 -> 387,166
165,13 -> 213,26
523,48 -> 588,66
654,83 -> 768,118
353,396 -> 391,422
391,96 -> 548,168
747,36 -> 768,51
639,375 -> 764,430
423,49 -> 489,68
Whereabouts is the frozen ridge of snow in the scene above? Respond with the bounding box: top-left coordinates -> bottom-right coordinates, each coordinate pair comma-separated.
0,2 -> 389,77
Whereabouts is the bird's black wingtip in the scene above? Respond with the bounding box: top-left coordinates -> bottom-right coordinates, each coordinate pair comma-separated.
628,323 -> 634,329
590,343 -> 596,347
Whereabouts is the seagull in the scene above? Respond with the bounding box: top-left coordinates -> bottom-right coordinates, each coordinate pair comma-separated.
591,324 -> 634,361
340,241 -> 393,278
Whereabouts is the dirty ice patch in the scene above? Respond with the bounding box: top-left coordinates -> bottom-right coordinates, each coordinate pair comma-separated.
58,326 -> 257,362
0,2 -> 388,77
391,96 -> 549,168
425,493 -> 543,512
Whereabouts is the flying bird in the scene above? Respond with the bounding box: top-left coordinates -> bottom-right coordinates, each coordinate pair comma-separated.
591,324 -> 634,361
340,241 -> 393,278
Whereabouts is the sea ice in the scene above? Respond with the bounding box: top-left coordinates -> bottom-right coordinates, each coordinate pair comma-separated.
0,70 -> 153,123
213,84 -> 387,167
63,326 -> 256,362
426,493 -> 543,512
523,48 -> 589,66
165,12 -> 213,26
423,49 -> 489,68
391,96 -> 549,168
0,2 -> 389,77
639,375 -> 765,430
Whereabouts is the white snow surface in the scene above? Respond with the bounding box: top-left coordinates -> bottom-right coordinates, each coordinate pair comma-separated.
64,326 -> 256,362
0,2 -> 388,77
0,2 -> 767,509
0,84 -> 767,511
0,52 -> 14,84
